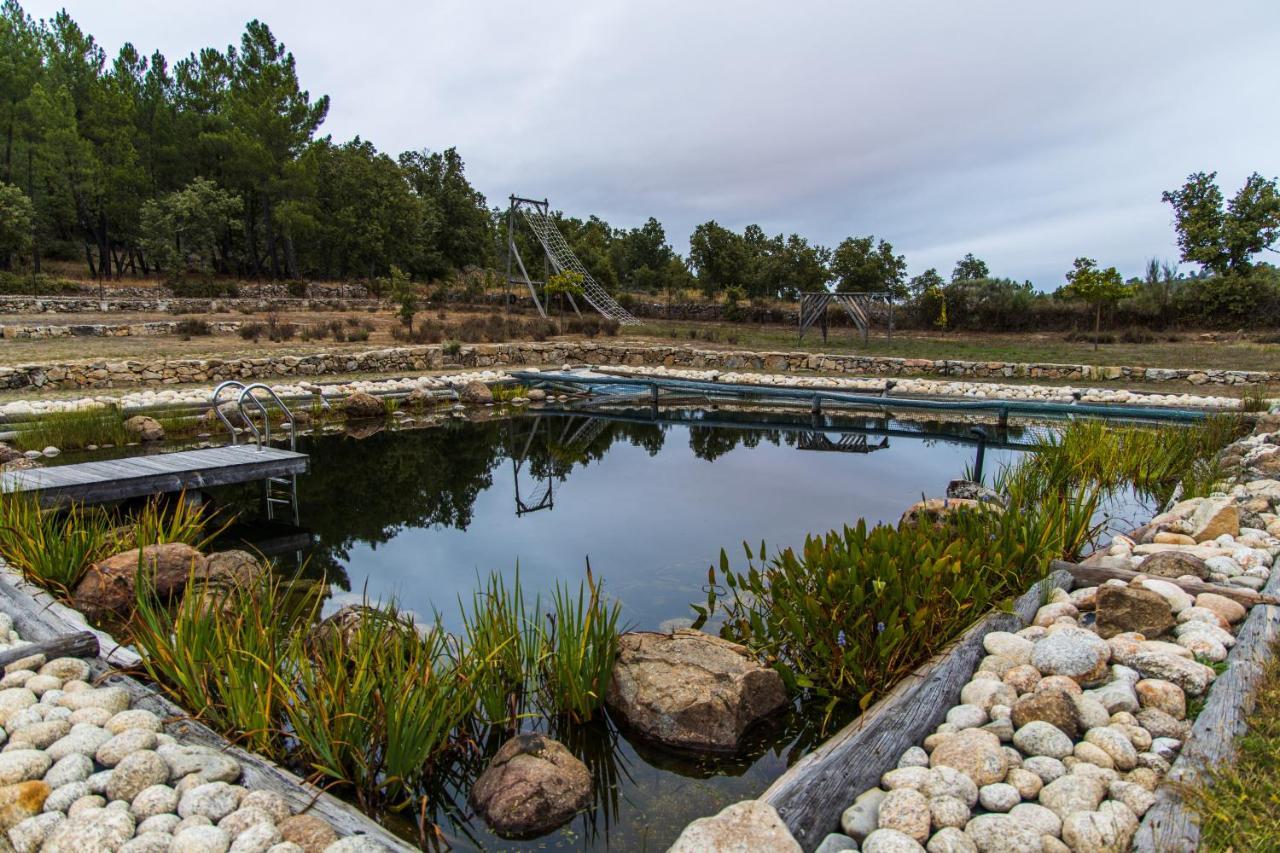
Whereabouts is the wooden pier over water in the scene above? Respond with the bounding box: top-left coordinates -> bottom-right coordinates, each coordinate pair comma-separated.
0,445 -> 308,507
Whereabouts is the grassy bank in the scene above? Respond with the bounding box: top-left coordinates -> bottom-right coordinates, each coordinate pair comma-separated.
1185,648 -> 1280,848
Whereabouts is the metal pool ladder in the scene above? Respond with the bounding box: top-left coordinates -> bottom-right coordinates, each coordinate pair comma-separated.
207,382 -> 301,524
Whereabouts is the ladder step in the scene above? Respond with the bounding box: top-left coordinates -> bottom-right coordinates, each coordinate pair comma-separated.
267,477 -> 293,485
266,497 -> 292,505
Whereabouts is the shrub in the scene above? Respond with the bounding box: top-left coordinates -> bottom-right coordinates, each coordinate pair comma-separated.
174,318 -> 210,336
286,279 -> 308,298
239,323 -> 265,342
1119,327 -> 1156,343
344,328 -> 369,343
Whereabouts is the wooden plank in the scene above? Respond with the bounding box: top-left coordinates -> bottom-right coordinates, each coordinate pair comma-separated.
1,445 -> 308,507
1133,558 -> 1280,852
0,631 -> 97,669
761,569 -> 1073,849
0,561 -> 414,851
1053,559 -> 1278,607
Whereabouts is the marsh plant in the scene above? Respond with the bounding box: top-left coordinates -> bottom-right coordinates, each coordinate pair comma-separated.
126,565 -> 622,820
0,491 -> 215,592
13,406 -> 131,451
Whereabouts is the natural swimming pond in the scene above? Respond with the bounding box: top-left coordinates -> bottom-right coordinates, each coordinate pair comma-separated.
199,406 -> 1090,850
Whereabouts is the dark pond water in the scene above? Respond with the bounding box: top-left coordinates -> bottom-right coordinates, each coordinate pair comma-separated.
203,406 -> 1051,851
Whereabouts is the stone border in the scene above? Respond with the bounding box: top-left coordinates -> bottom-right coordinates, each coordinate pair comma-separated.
1,321 -> 246,340
759,570 -> 1073,847
0,560 -> 414,850
1133,564 -> 1280,851
1,341 -> 1272,394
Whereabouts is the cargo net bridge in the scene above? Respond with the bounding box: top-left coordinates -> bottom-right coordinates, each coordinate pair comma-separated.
505,195 -> 639,325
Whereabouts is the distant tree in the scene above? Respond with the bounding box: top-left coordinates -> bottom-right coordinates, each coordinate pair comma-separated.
0,181 -> 33,268
830,235 -> 907,298
399,147 -> 493,276
951,253 -> 989,282
1162,171 -> 1280,275
908,267 -> 944,298
689,220 -> 750,295
545,269 -> 584,319
139,177 -> 241,278
1057,257 -> 1134,350
385,265 -> 416,330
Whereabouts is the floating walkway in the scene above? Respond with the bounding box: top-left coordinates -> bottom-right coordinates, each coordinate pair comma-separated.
1,445 -> 308,507
513,370 -> 1214,423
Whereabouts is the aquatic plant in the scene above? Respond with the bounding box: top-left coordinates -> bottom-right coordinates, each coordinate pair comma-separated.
112,492 -> 221,552
0,493 -> 113,592
458,570 -> 542,727
12,406 -> 131,451
130,569 -> 314,756
285,602 -> 472,808
696,484 -> 1098,723
540,568 -> 623,723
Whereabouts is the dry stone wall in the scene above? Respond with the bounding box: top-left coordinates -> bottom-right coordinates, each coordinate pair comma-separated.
0,342 -> 1272,393
0,295 -> 378,315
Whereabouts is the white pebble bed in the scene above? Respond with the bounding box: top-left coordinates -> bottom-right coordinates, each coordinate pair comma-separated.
0,611 -> 392,853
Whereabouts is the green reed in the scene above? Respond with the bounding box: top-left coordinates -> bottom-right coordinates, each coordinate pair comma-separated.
12,406 -> 132,451
0,493 -> 114,592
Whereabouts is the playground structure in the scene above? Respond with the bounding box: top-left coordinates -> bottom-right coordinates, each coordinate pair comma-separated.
798,291 -> 894,344
505,195 -> 640,325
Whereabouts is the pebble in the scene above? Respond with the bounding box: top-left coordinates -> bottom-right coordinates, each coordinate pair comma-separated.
878,789 -> 931,842
107,750 -> 170,802
179,781 -> 245,822
977,782 -> 1020,812
174,824 -> 233,853
96,728 -> 158,766
862,828 -> 927,852
1012,722 -> 1073,760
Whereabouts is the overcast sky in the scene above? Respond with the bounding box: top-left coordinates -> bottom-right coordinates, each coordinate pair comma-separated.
22,1 -> 1280,287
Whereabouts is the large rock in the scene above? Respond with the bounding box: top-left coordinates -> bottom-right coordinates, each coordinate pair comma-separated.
1030,628 -> 1110,686
124,415 -> 165,442
1010,689 -> 1082,739
929,729 -> 1008,786
71,543 -> 207,615
469,733 -> 591,838
669,800 -> 801,852
1094,586 -> 1174,640
1137,550 -> 1209,580
1189,498 -> 1239,543
204,550 -> 266,587
899,498 -> 1002,528
459,381 -> 494,404
341,392 -> 385,420
605,629 -> 787,751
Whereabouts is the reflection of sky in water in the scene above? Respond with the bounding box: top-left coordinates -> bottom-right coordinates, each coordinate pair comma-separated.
327,420 -> 1027,633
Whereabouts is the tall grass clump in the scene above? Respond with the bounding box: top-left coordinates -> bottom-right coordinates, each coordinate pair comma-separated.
458,568 -> 625,726
0,493 -> 113,591
13,406 -> 131,451
541,568 -> 623,723
1024,416 -> 1242,504
112,493 -> 220,552
287,604 -> 472,808
130,570 -> 314,756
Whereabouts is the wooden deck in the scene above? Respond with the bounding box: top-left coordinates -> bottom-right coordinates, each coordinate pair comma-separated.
0,445 -> 309,506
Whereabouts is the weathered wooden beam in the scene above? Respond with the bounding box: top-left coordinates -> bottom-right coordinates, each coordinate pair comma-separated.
0,631 -> 97,670
761,569 -> 1073,850
1134,560 -> 1280,851
1052,559 -> 1279,607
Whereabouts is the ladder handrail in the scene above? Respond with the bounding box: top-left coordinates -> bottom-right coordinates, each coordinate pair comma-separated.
210,380 -> 248,445
236,384 -> 297,451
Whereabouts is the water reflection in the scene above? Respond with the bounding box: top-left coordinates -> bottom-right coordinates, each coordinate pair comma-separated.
207,408 -> 1041,850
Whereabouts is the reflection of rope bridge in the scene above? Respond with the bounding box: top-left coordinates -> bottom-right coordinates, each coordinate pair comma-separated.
508,414 -> 611,516
796,432 -> 890,453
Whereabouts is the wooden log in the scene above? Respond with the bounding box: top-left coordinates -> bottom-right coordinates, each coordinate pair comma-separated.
1052,559 -> 1279,607
0,631 -> 97,669
760,569 -> 1073,850
0,560 -> 415,851
1134,560 -> 1280,852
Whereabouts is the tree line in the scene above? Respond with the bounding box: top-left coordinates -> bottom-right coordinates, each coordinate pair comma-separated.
1,1 -> 1278,327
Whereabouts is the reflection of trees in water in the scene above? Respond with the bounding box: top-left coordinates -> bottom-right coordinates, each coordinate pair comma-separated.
227,412 -> 940,589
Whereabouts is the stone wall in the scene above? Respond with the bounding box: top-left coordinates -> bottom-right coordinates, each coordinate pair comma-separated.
0,295 -> 379,315
0,320 -> 246,339
0,342 -> 1271,393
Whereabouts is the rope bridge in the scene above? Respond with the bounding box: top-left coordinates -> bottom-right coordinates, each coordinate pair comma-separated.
509,196 -> 640,325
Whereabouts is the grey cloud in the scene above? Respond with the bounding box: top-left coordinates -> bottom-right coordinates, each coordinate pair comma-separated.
28,0 -> 1280,286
